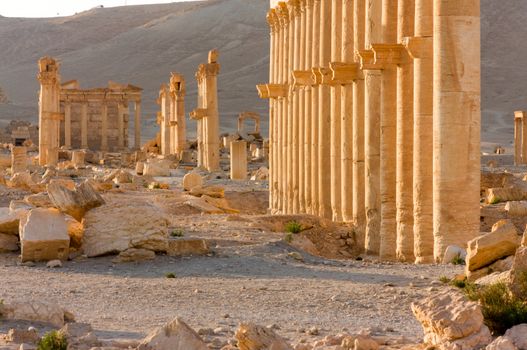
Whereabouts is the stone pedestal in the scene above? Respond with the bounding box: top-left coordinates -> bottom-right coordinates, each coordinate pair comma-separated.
11,146 -> 27,174
71,150 -> 85,168
230,141 -> 248,181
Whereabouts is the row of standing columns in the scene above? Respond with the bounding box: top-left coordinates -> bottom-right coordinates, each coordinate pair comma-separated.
158,73 -> 187,157
259,0 -> 481,263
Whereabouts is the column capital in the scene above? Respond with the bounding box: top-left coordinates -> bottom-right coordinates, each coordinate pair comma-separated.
402,36 -> 433,59
267,9 -> 280,33
515,111 -> 526,119
276,2 -> 290,26
371,44 -> 406,67
329,62 -> 361,84
196,63 -> 220,82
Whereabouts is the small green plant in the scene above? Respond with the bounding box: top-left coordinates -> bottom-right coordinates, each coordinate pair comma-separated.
165,272 -> 176,279
284,232 -> 293,243
451,255 -> 465,265
170,229 -> 184,238
439,276 -> 450,284
285,220 -> 302,234
37,331 -> 68,350
489,196 -> 501,205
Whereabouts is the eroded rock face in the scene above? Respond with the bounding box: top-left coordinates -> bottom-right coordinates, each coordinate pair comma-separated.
82,203 -> 168,257
47,180 -> 105,221
137,317 -> 208,350
235,323 -> 293,350
466,220 -> 520,272
411,291 -> 492,350
19,208 -> 70,262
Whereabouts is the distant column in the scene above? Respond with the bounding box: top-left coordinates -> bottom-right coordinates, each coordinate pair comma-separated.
158,85 -> 170,155
433,0 -> 481,261
515,111 -> 524,165
64,102 -> 71,149
171,73 -> 187,156
117,102 -> 126,150
134,100 -> 141,150
81,102 -> 88,149
101,101 -> 108,152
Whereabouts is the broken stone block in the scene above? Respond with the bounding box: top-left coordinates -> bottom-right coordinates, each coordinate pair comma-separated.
48,178 -> 75,190
24,193 -> 53,208
466,220 -> 521,271
112,248 -> 156,263
137,317 -> 208,350
82,203 -> 168,257
505,201 -> 527,216
0,207 -> 21,235
486,187 -> 527,204
411,291 -> 491,350
2,300 -> 73,328
184,196 -> 224,214
135,161 -> 145,175
20,208 -> 70,262
182,172 -> 203,191
71,150 -> 85,168
7,171 -> 34,190
201,195 -> 239,214
143,160 -> 170,177
250,167 -> 269,181
6,328 -> 39,344
189,185 -> 225,198
113,170 -> 133,184
47,180 -> 105,221
65,215 -> 84,249
235,323 -> 293,350
0,233 -> 18,252
167,239 -> 209,257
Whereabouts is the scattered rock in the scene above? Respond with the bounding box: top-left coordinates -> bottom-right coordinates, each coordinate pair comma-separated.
442,245 -> 467,264
2,300 -> 73,328
189,185 -> 225,198
235,323 -> 293,350
112,248 -> 156,263
167,238 -> 209,257
5,328 -> 39,344
19,208 -> 70,262
47,180 -> 105,221
143,160 -> 170,177
137,317 -> 208,350
411,290 -> 492,350
46,259 -> 62,268
466,220 -> 520,271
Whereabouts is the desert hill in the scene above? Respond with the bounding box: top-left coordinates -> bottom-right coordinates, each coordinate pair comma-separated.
0,0 -> 524,149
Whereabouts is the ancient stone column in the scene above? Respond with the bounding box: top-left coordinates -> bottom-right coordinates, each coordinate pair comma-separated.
170,73 -> 187,156
158,84 -> 170,155
64,102 -> 71,149
395,0 -> 415,262
433,0 -> 480,262
352,0 -> 366,242
81,102 -> 88,149
515,111 -> 524,165
101,101 -> 108,152
117,102 -> 126,150
190,50 -> 221,172
278,3 -> 289,213
303,0 -> 313,214
285,1 -> 294,214
297,0 -> 306,213
362,0 -> 382,255
11,146 -> 27,174
230,140 -> 248,180
291,0 -> 301,214
134,100 -> 142,150
311,0 -> 321,216
376,0 -> 399,261
403,0 -> 434,263
330,0 -> 342,221
37,57 -> 61,166
317,0 -> 332,219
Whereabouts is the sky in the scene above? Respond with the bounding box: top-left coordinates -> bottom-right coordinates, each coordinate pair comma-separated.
0,0 -> 198,18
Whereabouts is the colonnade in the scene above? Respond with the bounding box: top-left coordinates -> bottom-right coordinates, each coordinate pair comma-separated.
258,0 -> 481,263
157,73 -> 187,157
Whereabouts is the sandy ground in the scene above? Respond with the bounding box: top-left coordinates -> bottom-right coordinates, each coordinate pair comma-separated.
0,177 -> 464,345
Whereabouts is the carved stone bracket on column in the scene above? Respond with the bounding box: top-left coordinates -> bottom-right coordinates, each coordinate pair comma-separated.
292,70 -> 312,87
267,84 -> 288,98
169,121 -> 178,126
311,67 -> 323,85
189,108 -> 208,120
358,50 -> 378,70
402,36 -> 433,60
329,62 -> 360,84
371,44 -> 405,67
256,84 -> 270,99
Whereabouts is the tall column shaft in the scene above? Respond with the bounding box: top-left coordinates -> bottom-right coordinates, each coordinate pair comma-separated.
291,1 -> 301,214
81,102 -> 88,149
134,101 -> 141,150
298,0 -> 306,213
318,0 -> 332,219
268,11 -> 277,212
364,0 -> 382,255
330,0 -> 342,221
303,0 -> 313,214
101,102 -> 108,152
310,0 -> 321,216
395,0 -> 415,262
433,0 -> 480,262
352,0 -> 366,243
378,0 -> 398,261
514,112 -> 523,165
64,102 -> 71,149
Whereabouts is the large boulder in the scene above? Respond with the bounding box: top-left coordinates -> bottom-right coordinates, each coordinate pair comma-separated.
182,172 -> 203,191
82,203 -> 169,257
137,317 -> 208,350
235,323 -> 293,350
466,220 -> 521,272
47,180 -> 105,221
486,324 -> 527,350
411,291 -> 492,350
20,208 -> 70,262
1,300 -> 73,328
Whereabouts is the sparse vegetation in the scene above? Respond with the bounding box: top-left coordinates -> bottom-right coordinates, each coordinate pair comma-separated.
489,196 -> 501,205
439,276 -> 450,284
451,255 -> 465,265
37,331 -> 68,350
165,272 -> 176,279
170,229 -> 184,238
284,232 -> 293,243
285,220 -> 302,234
